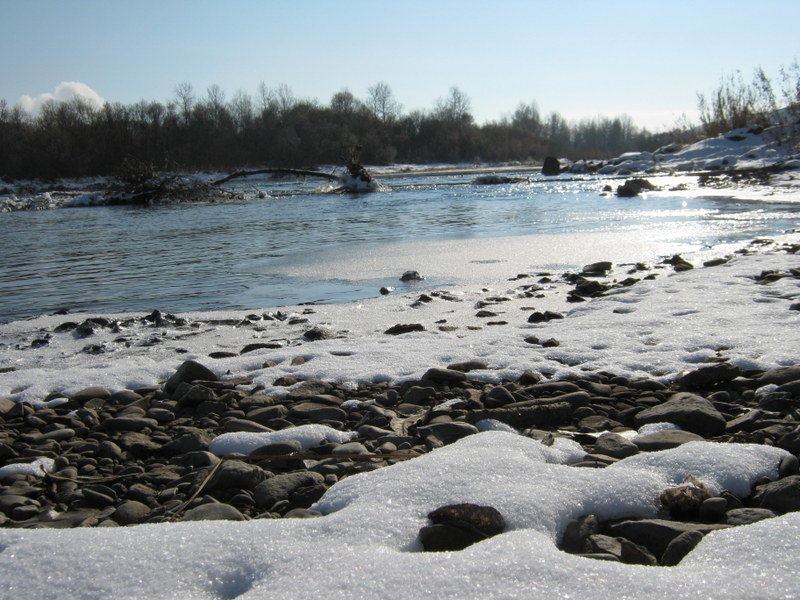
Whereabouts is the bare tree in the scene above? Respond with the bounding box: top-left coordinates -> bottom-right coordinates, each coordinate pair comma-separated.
435,86 -> 472,122
229,89 -> 254,132
174,82 -> 195,123
366,82 -> 401,123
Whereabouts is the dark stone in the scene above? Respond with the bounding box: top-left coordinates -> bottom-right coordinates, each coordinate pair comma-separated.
541,156 -> 561,176
384,323 -> 425,335
606,519 -> 729,558
527,311 -> 564,323
660,530 -> 704,566
207,460 -> 266,491
289,402 -> 347,422
582,261 -> 612,276
400,271 -> 424,282
419,503 -> 506,551
164,360 -> 218,395
754,366 -> 800,386
160,431 -> 211,457
634,392 -> 726,436
593,433 -> 639,459
240,342 -> 283,354
677,363 -> 742,390
416,422 -> 479,447
725,507 -> 777,526
633,430 -> 705,451
113,500 -> 151,525
69,386 -> 111,405
103,417 -> 158,432
254,472 -> 325,509
421,368 -> 467,385
616,178 -> 657,197
181,502 -> 246,522
447,360 -> 488,373
561,514 -> 600,553
752,475 -> 800,513
484,386 -> 516,408
303,327 -> 333,341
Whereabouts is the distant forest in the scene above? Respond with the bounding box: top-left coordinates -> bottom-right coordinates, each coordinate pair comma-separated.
1,81 -> 696,180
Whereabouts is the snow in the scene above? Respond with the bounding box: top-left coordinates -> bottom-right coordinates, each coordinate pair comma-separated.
0,433 -> 794,599
0,457 -> 54,480
209,425 -> 358,456
1,233 -> 796,404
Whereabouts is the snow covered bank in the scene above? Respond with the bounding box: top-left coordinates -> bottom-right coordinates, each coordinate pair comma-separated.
0,234 -> 796,405
0,433 -> 795,599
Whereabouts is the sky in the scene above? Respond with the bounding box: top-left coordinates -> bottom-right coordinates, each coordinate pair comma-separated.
1,0 -> 799,131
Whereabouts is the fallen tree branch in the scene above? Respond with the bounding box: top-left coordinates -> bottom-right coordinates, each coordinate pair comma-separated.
213,168 -> 340,186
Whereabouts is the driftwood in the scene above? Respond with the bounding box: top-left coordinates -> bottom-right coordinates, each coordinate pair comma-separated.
213,168 -> 340,186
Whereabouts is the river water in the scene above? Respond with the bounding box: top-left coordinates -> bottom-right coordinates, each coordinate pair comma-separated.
1,169 -> 798,322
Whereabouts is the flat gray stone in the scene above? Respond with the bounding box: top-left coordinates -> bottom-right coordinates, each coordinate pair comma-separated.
634,430 -> 705,451
181,503 -> 246,522
634,392 -> 726,436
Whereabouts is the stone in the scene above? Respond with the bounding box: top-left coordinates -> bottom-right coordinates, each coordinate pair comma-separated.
113,500 -> 151,525
606,519 -> 729,558
254,472 -> 325,509
593,433 -> 639,459
581,261 -> 612,276
677,363 -> 742,390
484,386 -> 516,408
779,454 -> 800,477
70,386 -> 111,404
752,475 -> 800,513
207,460 -> 266,490
616,178 -> 656,197
633,430 -> 705,451
164,360 -> 218,395
399,270 -> 424,282
725,507 -> 777,526
103,417 -> 158,432
181,502 -> 246,522
221,419 -> 272,433
160,431 -> 211,456
561,514 -> 600,554
421,368 -> 467,386
541,156 -> 560,176
447,360 -> 488,373
419,503 -> 506,551
416,422 -> 479,447
634,392 -> 726,436
753,366 -> 800,387
289,403 -> 347,422
660,530 -> 704,566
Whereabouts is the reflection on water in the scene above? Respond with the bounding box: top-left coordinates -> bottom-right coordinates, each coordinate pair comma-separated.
0,172 -> 797,321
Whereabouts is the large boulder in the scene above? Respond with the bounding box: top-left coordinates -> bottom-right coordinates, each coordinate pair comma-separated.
541,156 -> 561,176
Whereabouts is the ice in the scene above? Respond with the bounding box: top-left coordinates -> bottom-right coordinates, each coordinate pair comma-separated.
208,424 -> 358,456
0,432 -> 795,599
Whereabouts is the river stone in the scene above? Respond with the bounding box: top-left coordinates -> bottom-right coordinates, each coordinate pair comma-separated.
419,503 -> 506,551
103,417 -> 158,432
725,507 -> 777,526
164,360 -> 218,395
752,475 -> 800,513
634,392 -> 726,436
660,530 -> 704,566
594,433 -> 639,458
561,514 -> 600,554
416,422 -> 479,447
221,418 -> 272,433
254,472 -> 325,510
181,502 -> 246,522
0,397 -> 16,415
422,368 -> 467,385
160,431 -> 211,457
677,363 -> 742,391
207,460 -> 266,491
289,402 -> 347,422
633,430 -> 705,451
113,500 -> 151,525
246,405 -> 289,424
384,323 -> 425,335
606,519 -> 729,558
69,386 -> 111,404
753,366 -> 800,387
484,386 -> 516,408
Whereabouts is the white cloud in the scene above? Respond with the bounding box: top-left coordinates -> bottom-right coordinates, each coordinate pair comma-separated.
18,82 -> 105,115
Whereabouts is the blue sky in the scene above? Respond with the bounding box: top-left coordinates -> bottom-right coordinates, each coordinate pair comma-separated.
1,0 -> 798,131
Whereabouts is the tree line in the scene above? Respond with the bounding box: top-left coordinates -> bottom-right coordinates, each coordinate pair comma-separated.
0,82 -> 684,181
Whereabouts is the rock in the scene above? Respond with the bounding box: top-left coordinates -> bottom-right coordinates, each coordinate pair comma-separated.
164,360 -> 218,395
589,535 -> 657,566
541,156 -> 561,176
103,417 -> 158,432
207,460 -> 266,490
725,507 -> 777,526
69,386 -> 111,405
616,178 -> 656,197
400,270 -> 424,282
221,418 -> 272,433
677,363 -> 742,390
421,368 -> 467,386
484,386 -> 516,408
419,503 -> 506,551
581,261 -> 612,276
754,366 -> 800,386
478,402 -> 572,429
633,430 -> 705,451
113,500 -> 151,525
606,519 -> 729,558
404,386 -> 436,404
303,327 -> 333,341
593,433 -> 639,459
779,454 -> 800,477
447,360 -> 488,373
752,475 -> 800,513
379,287 -> 394,295
634,392 -> 726,436
384,323 -> 425,335
527,311 -> 564,323
284,508 -> 323,518
662,254 -> 694,272
254,472 -> 325,510
160,431 -> 211,457
561,514 -> 600,554
660,530 -> 704,566
175,384 -> 217,407
181,502 -> 246,522
698,496 -> 727,522
289,402 -> 347,422
416,422 -> 479,447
